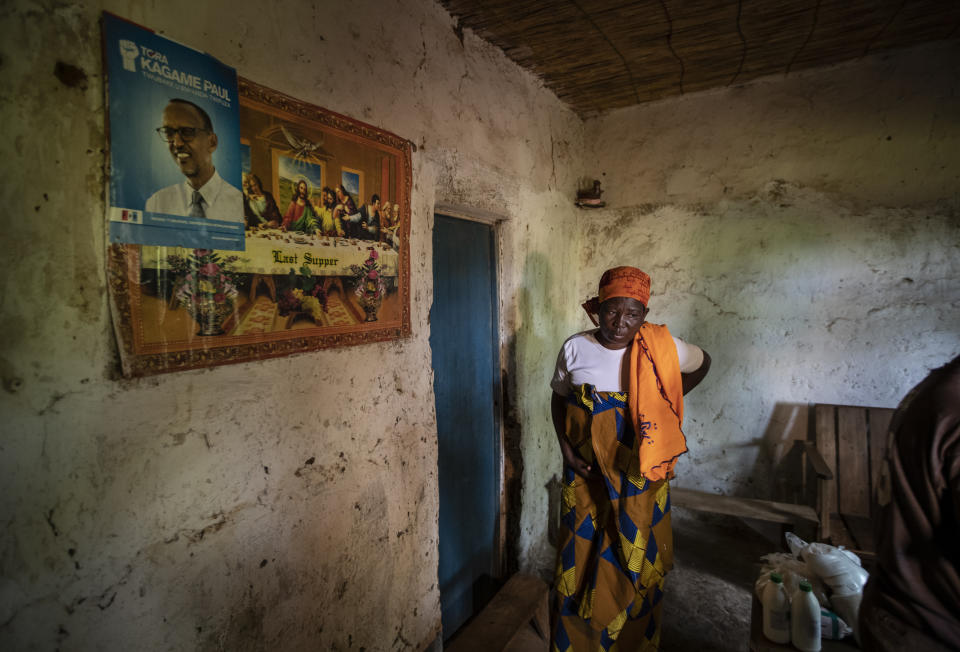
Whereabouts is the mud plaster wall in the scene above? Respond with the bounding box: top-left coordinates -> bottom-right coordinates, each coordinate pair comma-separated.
0,1 -> 582,649
574,41 -> 960,504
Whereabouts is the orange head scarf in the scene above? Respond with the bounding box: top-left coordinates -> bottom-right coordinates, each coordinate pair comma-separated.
581,266 -> 651,325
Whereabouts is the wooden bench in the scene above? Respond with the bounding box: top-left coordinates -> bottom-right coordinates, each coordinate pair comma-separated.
670,487 -> 819,537
445,573 -> 549,652
671,403 -> 895,553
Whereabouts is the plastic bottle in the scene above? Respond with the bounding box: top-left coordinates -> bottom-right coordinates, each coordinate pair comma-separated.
762,571 -> 791,643
791,580 -> 821,651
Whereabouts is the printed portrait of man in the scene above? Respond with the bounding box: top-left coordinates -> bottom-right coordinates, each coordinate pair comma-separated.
146,98 -> 243,222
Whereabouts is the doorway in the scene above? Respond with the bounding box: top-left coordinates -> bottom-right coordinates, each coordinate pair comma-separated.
430,214 -> 501,640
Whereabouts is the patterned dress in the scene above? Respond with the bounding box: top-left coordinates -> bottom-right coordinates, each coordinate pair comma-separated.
553,385 -> 673,652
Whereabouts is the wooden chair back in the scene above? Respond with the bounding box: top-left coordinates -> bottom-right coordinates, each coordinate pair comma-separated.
809,403 -> 895,553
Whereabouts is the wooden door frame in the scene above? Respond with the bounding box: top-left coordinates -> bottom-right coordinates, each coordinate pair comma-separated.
433,203 -> 507,578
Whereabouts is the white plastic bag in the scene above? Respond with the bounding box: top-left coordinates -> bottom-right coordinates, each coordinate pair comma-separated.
782,531 -> 868,642
801,542 -> 869,596
784,531 -> 808,557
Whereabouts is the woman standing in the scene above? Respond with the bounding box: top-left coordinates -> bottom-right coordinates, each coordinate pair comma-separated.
550,266 -> 711,651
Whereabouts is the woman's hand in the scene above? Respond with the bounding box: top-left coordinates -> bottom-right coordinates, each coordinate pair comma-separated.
558,435 -> 595,479
552,391 -> 596,479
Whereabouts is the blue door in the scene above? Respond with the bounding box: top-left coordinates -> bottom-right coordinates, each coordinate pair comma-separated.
430,214 -> 500,640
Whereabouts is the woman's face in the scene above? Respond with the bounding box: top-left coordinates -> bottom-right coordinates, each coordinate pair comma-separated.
595,297 -> 648,349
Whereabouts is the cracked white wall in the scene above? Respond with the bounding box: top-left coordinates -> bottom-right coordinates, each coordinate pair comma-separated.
0,0 -> 581,649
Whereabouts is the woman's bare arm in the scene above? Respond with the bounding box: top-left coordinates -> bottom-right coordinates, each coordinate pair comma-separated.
681,350 -> 712,395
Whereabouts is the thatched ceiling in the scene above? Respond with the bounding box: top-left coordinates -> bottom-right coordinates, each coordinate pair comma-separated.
440,0 -> 960,116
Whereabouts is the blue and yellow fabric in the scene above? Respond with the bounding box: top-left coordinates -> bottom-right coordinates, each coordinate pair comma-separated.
552,385 -> 673,652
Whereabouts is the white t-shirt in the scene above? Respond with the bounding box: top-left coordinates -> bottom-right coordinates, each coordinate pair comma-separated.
550,329 -> 704,397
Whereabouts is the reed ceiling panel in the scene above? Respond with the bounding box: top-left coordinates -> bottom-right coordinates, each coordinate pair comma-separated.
441,0 -> 960,115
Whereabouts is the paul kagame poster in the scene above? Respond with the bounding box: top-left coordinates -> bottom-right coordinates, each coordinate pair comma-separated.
103,12 -> 244,250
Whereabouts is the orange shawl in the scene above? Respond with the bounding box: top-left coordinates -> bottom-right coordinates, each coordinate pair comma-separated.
629,323 -> 687,481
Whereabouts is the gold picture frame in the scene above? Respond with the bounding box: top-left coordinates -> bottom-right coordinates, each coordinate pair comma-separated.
107,78 -> 413,377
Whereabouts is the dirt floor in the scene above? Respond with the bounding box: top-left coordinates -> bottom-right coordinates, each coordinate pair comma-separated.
660,508 -> 783,651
